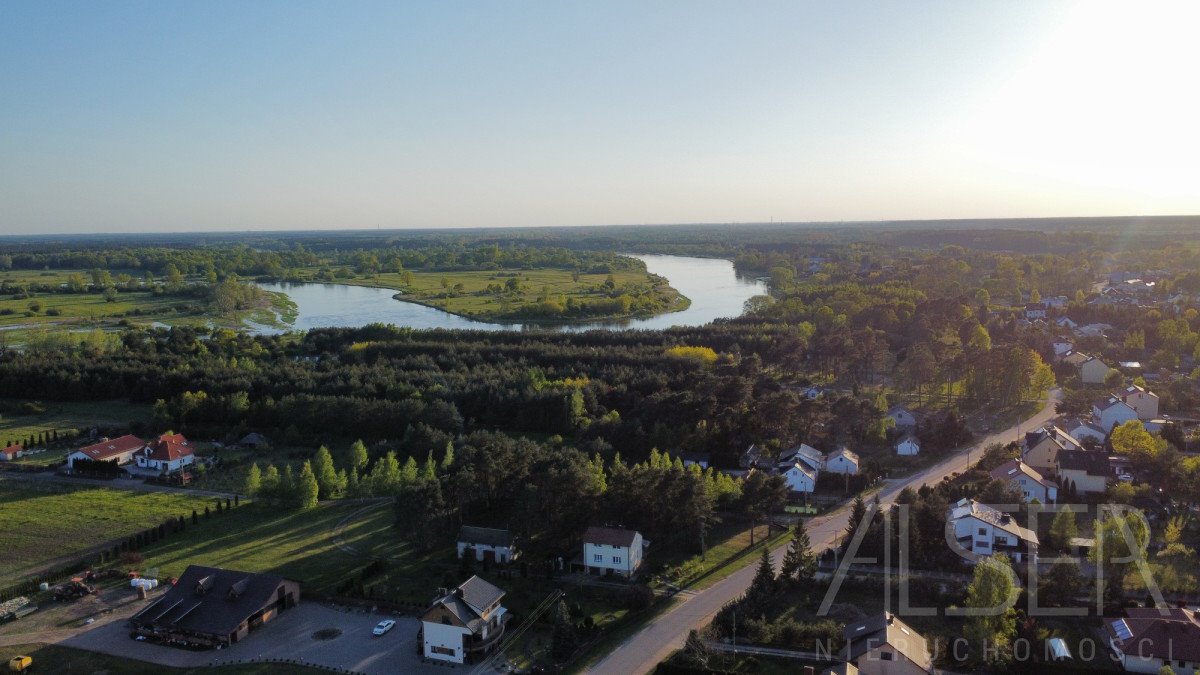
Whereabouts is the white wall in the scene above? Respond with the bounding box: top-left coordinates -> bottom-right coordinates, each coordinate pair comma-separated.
423,621 -> 469,664
583,535 -> 642,576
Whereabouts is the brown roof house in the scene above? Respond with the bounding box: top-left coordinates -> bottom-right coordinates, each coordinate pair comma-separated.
841,612 -> 932,674
581,526 -> 647,578
129,565 -> 299,648
420,575 -> 508,664
1106,607 -> 1200,674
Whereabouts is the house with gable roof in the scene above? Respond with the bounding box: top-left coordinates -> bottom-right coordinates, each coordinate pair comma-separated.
67,434 -> 145,469
135,433 -> 195,473
841,611 -> 933,675
947,498 -> 1039,564
420,575 -> 508,664
989,459 -> 1057,504
1093,396 -> 1139,432
581,526 -> 646,578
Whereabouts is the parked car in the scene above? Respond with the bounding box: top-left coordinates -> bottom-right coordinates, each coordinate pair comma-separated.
372,619 -> 396,636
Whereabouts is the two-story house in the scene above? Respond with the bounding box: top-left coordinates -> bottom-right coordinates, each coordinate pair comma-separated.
421,575 -> 508,664
1079,355 -> 1113,384
947,499 -> 1039,564
1119,384 -> 1159,421
1055,449 -> 1112,495
841,612 -> 933,675
581,526 -> 645,578
134,433 -> 195,473
782,462 -> 817,494
825,447 -> 860,475
1021,425 -> 1083,476
989,459 -> 1057,504
1093,397 -> 1139,433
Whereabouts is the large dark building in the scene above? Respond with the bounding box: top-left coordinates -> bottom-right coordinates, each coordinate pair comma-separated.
129,565 -> 299,648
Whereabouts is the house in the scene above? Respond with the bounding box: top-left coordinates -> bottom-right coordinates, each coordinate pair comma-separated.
239,432 -> 269,449
989,459 -> 1057,504
739,444 -> 763,470
129,565 -> 299,648
1025,303 -> 1048,320
841,612 -> 932,675
1021,425 -> 1083,476
1118,384 -> 1159,421
135,433 -> 195,473
885,406 -> 918,431
782,462 -> 817,494
895,434 -> 920,456
66,434 -> 145,469
680,452 -> 709,469
826,447 -> 860,475
1052,340 -> 1074,359
1075,323 -> 1114,338
581,526 -> 646,578
1060,417 -> 1108,444
1061,351 -> 1091,369
778,443 -> 825,473
1056,316 -> 1079,330
456,526 -> 518,564
1079,355 -> 1113,384
1055,450 -> 1112,495
420,575 -> 508,665
1106,607 -> 1200,675
947,499 -> 1039,564
1093,397 -> 1139,432
0,444 -> 22,461
1044,295 -> 1069,308
803,385 -> 826,400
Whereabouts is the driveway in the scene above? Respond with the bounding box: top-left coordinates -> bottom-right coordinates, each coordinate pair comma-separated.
63,603 -> 458,674
586,389 -> 1063,675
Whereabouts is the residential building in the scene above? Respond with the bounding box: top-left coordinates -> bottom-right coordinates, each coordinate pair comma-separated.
135,433 -> 195,473
1079,355 -> 1113,384
1025,303 -> 1048,320
1060,417 -> 1108,444
885,406 -> 918,431
739,444 -> 763,470
129,565 -> 299,648
1106,607 -> 1200,674
456,526 -> 519,564
1056,316 -> 1078,330
1021,425 -> 1083,476
826,447 -> 860,475
782,462 -> 817,494
1055,450 -> 1112,495
1061,351 -> 1091,369
0,444 -> 22,461
947,499 -> 1039,564
989,459 -> 1057,504
1119,384 -> 1159,421
420,575 -> 508,665
777,443 -> 825,473
841,612 -> 933,675
66,434 -> 145,469
1052,340 -> 1074,359
1093,397 -> 1139,432
581,526 -> 645,578
680,452 -> 709,469
895,434 -> 920,456
1075,323 -> 1114,338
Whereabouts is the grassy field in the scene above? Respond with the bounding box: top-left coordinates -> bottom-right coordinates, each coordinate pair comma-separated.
0,643 -> 326,674
655,520 -> 795,591
0,480 -> 218,586
330,267 -> 686,321
0,399 -> 153,456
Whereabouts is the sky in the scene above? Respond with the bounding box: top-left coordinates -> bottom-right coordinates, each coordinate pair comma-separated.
1,1 -> 1198,234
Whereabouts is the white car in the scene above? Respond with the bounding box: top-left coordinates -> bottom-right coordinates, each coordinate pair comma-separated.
372,619 -> 396,636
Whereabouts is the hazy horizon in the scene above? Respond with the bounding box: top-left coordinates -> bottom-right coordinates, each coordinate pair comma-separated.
3,1 -> 1198,234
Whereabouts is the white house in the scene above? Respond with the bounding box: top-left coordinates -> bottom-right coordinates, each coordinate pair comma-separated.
1079,356 -> 1113,384
825,447 -> 860,475
989,459 -> 1057,504
777,443 -> 824,473
947,499 -> 1039,564
67,434 -> 145,469
0,444 -> 23,461
782,463 -> 817,494
581,526 -> 645,578
842,612 -> 933,675
1060,418 -> 1108,444
456,526 -> 519,564
885,406 -> 918,431
420,575 -> 508,665
1093,397 -> 1139,433
1106,608 -> 1200,675
895,434 -> 920,456
1118,384 -> 1159,421
134,433 -> 195,473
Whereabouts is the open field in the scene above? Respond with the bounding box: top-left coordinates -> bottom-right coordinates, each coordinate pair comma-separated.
0,399 -> 153,456
330,267 -> 686,321
0,480 -> 218,585
0,643 -> 325,674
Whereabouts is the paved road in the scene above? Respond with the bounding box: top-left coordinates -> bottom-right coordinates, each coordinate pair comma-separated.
586,389 -> 1062,675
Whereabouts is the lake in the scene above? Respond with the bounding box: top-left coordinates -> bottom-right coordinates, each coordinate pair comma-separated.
252,254 -> 767,334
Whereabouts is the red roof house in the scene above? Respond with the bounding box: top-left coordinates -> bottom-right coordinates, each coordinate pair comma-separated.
136,434 -> 195,472
0,444 -> 23,461
67,434 -> 145,468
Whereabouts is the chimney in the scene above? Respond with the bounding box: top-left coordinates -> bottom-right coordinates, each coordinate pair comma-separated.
1001,514 -> 1012,524
455,587 -> 464,599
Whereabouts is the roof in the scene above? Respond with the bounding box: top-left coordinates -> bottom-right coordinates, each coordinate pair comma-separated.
842,612 -> 931,667
886,405 -> 914,418
131,565 -> 290,637
785,462 -> 816,480
779,443 -> 824,470
989,459 -> 1054,489
1,444 -> 21,455
1107,608 -> 1200,663
426,576 -> 505,633
145,435 -> 193,462
74,434 -> 144,461
897,433 -> 920,446
457,526 -> 514,548
583,526 -> 640,548
948,499 -> 1038,544
1122,384 -> 1156,398
831,447 -> 859,463
1062,351 -> 1091,366
1062,418 -> 1107,438
240,432 -> 268,444
1057,449 -> 1112,477
1094,396 -> 1134,413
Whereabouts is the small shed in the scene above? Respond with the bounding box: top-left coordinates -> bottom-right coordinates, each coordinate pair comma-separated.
239,433 -> 269,449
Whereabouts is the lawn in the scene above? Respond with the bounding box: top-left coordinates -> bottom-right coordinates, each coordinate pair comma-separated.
0,399 -> 153,457
0,480 -> 217,586
656,520 -> 794,591
0,643 -> 326,674
326,266 -> 686,322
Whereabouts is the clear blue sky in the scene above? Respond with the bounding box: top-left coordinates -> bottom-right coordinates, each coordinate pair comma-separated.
1,1 -> 1197,233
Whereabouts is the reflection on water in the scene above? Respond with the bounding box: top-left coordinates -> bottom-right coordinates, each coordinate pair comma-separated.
252,254 -> 767,334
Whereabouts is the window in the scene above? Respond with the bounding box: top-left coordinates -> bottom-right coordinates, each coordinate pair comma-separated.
613,556 -> 622,564
593,554 -> 603,563
881,651 -> 894,661
977,527 -> 987,536
431,646 -> 456,657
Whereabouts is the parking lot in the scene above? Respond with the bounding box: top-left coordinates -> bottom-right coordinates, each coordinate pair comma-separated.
64,603 -> 474,674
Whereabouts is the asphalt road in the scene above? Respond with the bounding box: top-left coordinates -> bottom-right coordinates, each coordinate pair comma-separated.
586,389 -> 1062,675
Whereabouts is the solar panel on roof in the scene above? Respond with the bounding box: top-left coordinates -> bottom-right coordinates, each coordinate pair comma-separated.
1112,619 -> 1133,641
